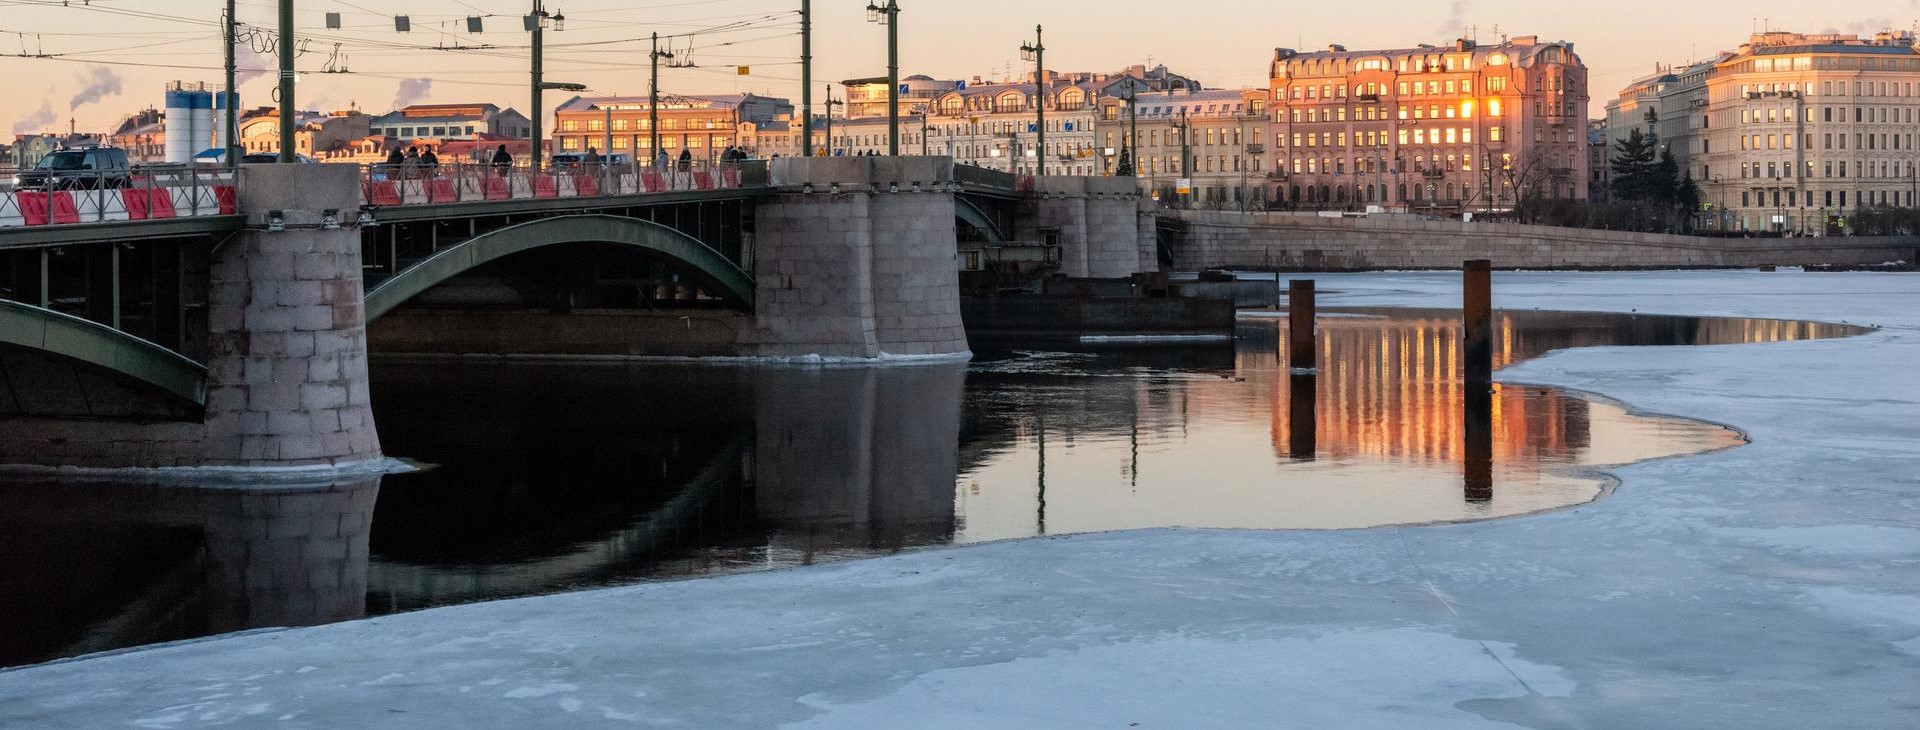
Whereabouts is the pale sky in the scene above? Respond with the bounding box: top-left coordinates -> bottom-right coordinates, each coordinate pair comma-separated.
2,0 -> 1912,136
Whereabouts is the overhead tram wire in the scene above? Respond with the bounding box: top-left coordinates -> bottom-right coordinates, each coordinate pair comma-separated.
3,0 -> 808,102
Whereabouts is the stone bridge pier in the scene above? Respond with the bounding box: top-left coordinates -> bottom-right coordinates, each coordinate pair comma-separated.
0,165 -> 381,470
1018,176 -> 1156,278
754,157 -> 971,359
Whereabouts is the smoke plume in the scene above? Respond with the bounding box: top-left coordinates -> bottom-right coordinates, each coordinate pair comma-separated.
392,78 -> 433,109
11,99 -> 57,135
1439,0 -> 1473,39
69,66 -> 124,111
233,39 -> 281,84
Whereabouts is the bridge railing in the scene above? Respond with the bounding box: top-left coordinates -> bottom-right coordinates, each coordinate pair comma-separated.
359,160 -> 765,208
0,165 -> 237,228
953,163 -> 1016,192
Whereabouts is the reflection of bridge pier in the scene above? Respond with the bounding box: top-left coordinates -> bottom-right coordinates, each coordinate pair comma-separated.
752,364 -> 965,552
0,478 -> 380,667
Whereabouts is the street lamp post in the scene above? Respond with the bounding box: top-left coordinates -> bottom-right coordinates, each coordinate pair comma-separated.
918,110 -> 930,156
865,1 -> 901,156
1020,26 -> 1046,176
527,1 -> 569,171
823,84 -> 843,157
1126,90 -> 1138,182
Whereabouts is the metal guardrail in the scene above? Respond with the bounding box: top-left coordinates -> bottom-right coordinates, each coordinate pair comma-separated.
357,160 -> 767,208
953,163 -> 1017,191
0,165 -> 237,228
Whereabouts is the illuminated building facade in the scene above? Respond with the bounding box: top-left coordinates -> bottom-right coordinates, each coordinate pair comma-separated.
1270,35 -> 1591,212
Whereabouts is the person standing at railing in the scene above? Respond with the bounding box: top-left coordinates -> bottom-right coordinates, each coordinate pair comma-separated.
492,145 -> 513,177
402,148 -> 422,180
383,147 -> 405,180
583,147 -> 601,167
421,145 -> 440,176
678,149 -> 692,173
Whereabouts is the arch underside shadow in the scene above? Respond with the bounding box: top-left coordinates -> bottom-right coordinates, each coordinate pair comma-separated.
954,197 -> 1006,243
364,214 -> 755,323
0,299 -> 207,409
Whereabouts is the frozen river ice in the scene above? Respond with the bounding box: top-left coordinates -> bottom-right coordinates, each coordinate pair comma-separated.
1,270 -> 1915,729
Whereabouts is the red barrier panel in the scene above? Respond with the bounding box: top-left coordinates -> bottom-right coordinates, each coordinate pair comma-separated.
366,181 -> 402,207
430,178 -> 459,203
147,188 -> 177,218
642,173 -> 665,193
695,173 -> 715,191
214,186 -> 237,215
17,192 -> 49,226
123,189 -> 152,220
485,177 -> 510,200
49,192 -> 80,224
534,175 -> 559,198
573,173 -> 600,197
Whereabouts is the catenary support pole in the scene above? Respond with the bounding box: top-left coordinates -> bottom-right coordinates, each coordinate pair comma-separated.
277,0 -> 294,163
649,33 -> 670,165
800,0 -> 812,158
225,0 -> 238,167
886,2 -> 899,156
531,0 -> 545,171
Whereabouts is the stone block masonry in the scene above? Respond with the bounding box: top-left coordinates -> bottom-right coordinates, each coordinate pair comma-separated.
0,164 -> 383,470
1167,211 -> 1920,270
755,158 -> 970,359
1022,177 -> 1154,279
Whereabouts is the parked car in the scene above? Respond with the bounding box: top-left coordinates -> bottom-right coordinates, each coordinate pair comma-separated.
10,146 -> 133,191
547,153 -> 628,170
240,153 -> 317,164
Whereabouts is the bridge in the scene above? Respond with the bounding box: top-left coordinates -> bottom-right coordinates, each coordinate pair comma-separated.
0,158 -> 1150,471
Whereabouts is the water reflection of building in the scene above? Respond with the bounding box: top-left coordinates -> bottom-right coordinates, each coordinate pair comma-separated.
1253,311 -> 1852,470
1253,316 -> 1588,471
0,479 -> 379,668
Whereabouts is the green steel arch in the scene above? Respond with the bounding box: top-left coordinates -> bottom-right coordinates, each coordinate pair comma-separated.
364,214 -> 755,322
0,299 -> 207,407
954,196 -> 1006,243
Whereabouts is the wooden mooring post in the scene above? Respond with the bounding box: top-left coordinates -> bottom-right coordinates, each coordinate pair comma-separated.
1462,259 -> 1494,501
1288,279 -> 1316,373
1463,260 -> 1492,385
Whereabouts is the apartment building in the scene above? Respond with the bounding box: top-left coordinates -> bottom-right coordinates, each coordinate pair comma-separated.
1271,35 -> 1591,212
